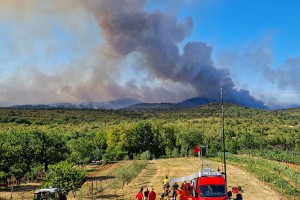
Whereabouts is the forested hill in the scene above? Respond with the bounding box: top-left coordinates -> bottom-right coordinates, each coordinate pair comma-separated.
0,102 -> 299,125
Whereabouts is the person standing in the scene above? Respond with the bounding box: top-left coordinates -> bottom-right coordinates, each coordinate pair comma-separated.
172,182 -> 179,190
144,188 -> 149,200
136,187 -> 144,200
170,186 -> 176,200
163,176 -> 168,185
149,188 -> 156,200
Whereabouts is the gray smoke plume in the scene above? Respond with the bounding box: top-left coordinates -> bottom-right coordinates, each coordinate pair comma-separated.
0,0 -> 266,108
84,0 -> 266,108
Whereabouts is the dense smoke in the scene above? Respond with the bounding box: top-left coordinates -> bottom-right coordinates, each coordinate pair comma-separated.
0,0 -> 267,108
84,0 -> 266,108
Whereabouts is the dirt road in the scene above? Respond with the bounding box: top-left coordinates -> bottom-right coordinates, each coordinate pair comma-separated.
118,157 -> 285,200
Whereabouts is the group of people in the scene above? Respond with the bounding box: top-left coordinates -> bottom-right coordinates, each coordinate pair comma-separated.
135,176 -> 185,200
136,187 -> 156,200
160,176 -> 182,200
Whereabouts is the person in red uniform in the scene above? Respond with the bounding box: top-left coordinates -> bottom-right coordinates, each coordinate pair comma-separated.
136,187 -> 143,200
148,188 -> 156,200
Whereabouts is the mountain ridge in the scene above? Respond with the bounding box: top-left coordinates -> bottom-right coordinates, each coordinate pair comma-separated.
7,96 -> 268,110
6,97 -> 300,110
9,98 -> 141,110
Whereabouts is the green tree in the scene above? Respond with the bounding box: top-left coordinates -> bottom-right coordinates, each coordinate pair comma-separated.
177,128 -> 203,156
104,124 -> 130,161
0,132 -> 10,187
123,121 -> 161,159
161,125 -> 177,158
115,166 -> 135,189
239,132 -> 257,150
67,135 -> 97,164
33,130 -> 69,172
0,131 -> 36,186
94,131 -> 107,160
43,161 -> 86,198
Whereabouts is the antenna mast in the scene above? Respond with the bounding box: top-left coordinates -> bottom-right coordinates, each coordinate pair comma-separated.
221,87 -> 227,185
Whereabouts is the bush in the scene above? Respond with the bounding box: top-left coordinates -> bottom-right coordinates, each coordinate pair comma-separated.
15,118 -> 31,125
140,150 -> 151,160
115,160 -> 148,189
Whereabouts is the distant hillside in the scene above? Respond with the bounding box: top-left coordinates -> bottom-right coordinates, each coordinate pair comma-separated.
123,97 -> 218,111
177,97 -> 218,107
8,96 -> 300,111
10,98 -> 141,110
8,97 -> 219,111
123,103 -> 184,111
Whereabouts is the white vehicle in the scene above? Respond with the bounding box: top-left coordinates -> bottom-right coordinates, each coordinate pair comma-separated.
33,188 -> 61,200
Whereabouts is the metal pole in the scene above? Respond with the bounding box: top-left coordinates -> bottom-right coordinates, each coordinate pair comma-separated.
199,148 -> 202,171
198,145 -> 202,171
221,87 -> 227,185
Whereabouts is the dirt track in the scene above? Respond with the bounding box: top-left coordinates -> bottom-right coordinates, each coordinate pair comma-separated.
117,157 -> 286,200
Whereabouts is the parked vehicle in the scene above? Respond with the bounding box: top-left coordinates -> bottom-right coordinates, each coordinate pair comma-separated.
33,188 -> 61,200
169,167 -> 231,200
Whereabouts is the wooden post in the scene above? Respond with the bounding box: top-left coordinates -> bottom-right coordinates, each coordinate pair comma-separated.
10,185 -> 13,199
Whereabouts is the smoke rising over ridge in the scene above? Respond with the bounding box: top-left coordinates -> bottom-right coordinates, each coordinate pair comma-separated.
0,0 -> 268,108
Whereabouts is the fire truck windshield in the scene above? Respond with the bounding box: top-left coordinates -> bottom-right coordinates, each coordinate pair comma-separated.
200,185 -> 226,197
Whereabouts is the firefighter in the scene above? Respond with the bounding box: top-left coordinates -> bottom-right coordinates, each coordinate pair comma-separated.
136,187 -> 143,200
163,176 -> 168,185
169,186 -> 176,200
149,188 -> 156,200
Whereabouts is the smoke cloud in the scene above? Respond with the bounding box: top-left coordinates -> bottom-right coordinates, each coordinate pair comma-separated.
0,0 -> 266,108
217,36 -> 300,109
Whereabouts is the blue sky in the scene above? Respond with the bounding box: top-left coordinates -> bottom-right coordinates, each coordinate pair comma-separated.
0,0 -> 299,108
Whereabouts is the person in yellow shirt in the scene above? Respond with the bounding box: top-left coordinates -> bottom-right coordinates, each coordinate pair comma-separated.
163,176 -> 168,185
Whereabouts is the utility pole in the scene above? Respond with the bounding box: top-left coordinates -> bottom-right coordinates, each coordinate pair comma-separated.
221,87 -> 227,185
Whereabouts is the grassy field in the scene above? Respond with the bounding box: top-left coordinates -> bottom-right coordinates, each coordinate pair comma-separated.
1,157 -> 293,200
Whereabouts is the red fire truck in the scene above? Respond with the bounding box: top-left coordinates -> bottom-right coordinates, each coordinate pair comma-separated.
169,167 -> 230,200
168,145 -> 242,200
